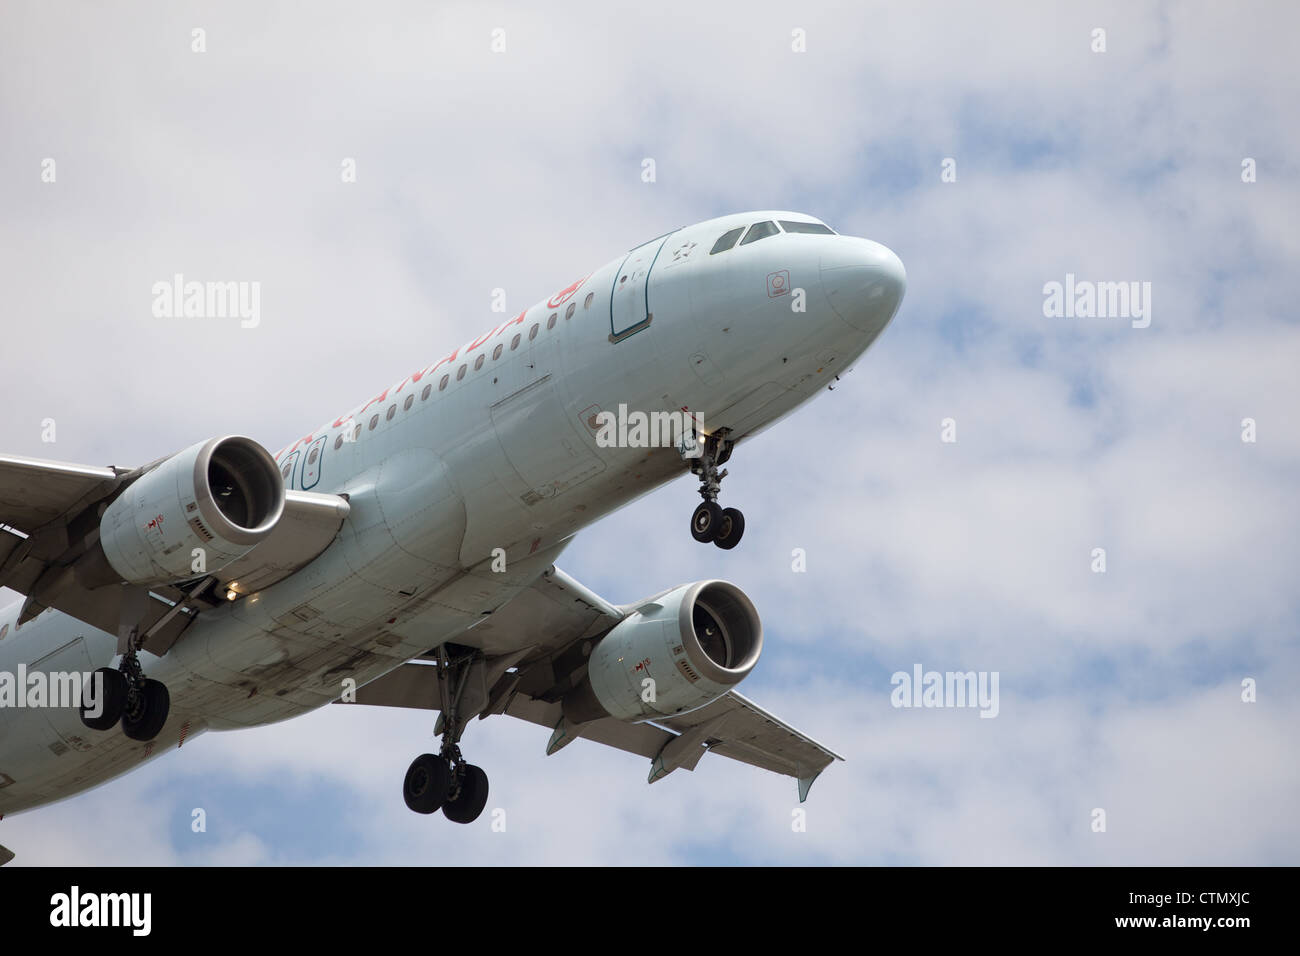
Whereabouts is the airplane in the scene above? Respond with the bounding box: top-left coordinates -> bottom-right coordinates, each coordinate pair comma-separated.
0,210 -> 905,860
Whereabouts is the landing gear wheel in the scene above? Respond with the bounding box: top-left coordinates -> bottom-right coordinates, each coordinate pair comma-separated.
121,679 -> 170,742
713,507 -> 746,550
80,667 -> 128,731
404,753 -> 451,815
409,646 -> 492,822
442,764 -> 490,824
691,501 -> 723,542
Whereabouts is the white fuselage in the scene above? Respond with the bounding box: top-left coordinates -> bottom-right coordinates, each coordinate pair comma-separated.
0,211 -> 905,815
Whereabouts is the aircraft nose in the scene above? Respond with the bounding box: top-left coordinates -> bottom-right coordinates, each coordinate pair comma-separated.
820,238 -> 907,335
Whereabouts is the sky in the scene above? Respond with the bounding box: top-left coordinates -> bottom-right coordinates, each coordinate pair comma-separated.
1,0 -> 1297,865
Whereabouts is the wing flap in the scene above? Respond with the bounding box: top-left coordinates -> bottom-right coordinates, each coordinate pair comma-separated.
350,661 -> 440,710
502,693 -> 671,760
660,690 -> 843,778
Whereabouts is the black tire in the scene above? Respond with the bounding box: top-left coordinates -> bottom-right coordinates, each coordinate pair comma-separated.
403,753 -> 451,814
121,679 -> 170,741
442,764 -> 490,824
690,501 -> 723,542
713,507 -> 746,550
80,667 -> 128,731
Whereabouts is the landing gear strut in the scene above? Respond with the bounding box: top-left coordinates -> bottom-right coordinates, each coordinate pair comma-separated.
687,430 -> 745,549
80,645 -> 170,741
402,645 -> 490,823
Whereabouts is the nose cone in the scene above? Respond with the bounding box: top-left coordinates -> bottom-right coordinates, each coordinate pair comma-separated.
820,238 -> 907,335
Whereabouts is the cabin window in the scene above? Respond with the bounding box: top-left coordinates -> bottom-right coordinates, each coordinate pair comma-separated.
404,394 -> 414,411
511,333 -> 521,350
439,374 -> 450,391
474,354 -> 485,371
584,292 -> 594,309
334,435 -> 343,450
492,343 -> 503,360
565,302 -> 576,319
368,414 -> 379,430
547,313 -> 557,330
456,364 -> 467,380
529,323 -> 539,341
308,447 -> 319,464
386,404 -> 397,421
421,383 -> 432,400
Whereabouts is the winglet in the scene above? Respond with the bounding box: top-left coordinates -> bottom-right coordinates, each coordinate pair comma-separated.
797,771 -> 823,803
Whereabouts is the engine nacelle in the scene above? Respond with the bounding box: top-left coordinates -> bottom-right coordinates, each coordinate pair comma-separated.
563,580 -> 762,723
97,436 -> 285,586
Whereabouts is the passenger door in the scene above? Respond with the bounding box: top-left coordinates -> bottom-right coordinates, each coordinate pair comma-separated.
609,232 -> 674,341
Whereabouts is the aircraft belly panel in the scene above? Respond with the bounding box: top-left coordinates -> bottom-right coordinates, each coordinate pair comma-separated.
490,376 -> 605,505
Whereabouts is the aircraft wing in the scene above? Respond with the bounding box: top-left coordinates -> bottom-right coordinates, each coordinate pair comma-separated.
0,454 -> 130,532
345,566 -> 844,801
0,450 -> 347,654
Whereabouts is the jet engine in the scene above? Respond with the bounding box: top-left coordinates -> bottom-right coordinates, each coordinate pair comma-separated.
563,580 -> 762,723
94,436 -> 285,586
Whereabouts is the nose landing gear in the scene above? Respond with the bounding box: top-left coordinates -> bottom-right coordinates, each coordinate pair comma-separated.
687,430 -> 745,549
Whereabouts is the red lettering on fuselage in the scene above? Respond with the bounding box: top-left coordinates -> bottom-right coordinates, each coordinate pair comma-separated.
422,348 -> 459,379
357,390 -> 389,418
314,299 -> 561,445
465,328 -> 495,352
468,310 -> 526,353
547,276 -> 588,309
283,431 -> 316,456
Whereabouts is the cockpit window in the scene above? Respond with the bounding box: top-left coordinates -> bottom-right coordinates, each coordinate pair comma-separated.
710,226 -> 744,255
739,220 -> 779,245
779,220 -> 836,235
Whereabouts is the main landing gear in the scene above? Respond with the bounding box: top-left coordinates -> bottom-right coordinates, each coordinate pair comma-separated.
688,430 -> 745,550
402,645 -> 490,824
79,646 -> 171,742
